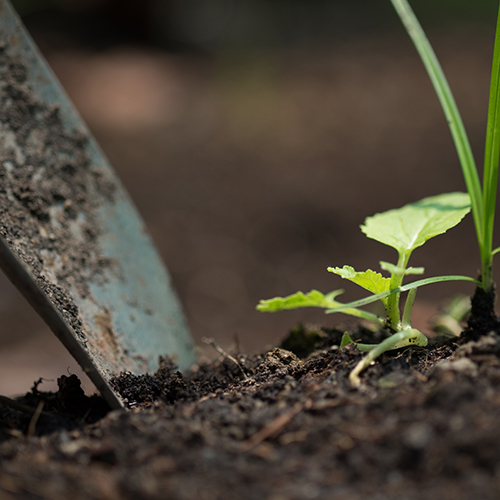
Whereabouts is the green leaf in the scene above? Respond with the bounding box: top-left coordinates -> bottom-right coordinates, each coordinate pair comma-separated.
257,289 -> 384,325
361,192 -> 471,256
256,289 -> 344,312
328,265 -> 390,305
340,331 -> 353,349
379,261 -> 424,275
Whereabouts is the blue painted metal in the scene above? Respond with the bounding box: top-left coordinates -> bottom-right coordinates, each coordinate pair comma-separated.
0,0 -> 195,408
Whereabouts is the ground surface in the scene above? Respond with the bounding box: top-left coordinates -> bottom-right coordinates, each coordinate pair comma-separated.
2,319 -> 500,500
1,8 -> 500,500
0,28 -> 497,396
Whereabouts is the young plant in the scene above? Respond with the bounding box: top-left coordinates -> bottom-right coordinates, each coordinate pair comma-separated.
258,1 -> 500,385
258,192 -> 478,385
390,0 -> 500,295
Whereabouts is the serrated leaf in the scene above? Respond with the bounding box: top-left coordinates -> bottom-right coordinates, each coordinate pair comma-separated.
256,289 -> 344,312
257,288 -> 384,325
328,265 -> 390,299
361,192 -> 471,256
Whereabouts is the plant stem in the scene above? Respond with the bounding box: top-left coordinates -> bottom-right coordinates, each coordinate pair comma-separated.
402,287 -> 417,329
386,252 -> 408,330
348,328 -> 428,386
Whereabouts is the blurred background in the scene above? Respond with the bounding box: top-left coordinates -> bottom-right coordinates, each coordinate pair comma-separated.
0,0 -> 498,394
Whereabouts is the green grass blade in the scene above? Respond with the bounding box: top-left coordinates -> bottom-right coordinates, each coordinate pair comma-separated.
481,3 -> 500,291
390,0 -> 483,254
326,275 -> 479,314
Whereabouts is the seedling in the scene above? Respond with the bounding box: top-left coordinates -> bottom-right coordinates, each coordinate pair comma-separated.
258,193 -> 477,385
259,1 -> 500,385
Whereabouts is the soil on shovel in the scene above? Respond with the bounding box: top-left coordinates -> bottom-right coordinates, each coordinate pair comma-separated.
2,310 -> 500,500
0,42 -> 121,367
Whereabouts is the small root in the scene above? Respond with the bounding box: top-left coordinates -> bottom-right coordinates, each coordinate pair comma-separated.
202,337 -> 249,380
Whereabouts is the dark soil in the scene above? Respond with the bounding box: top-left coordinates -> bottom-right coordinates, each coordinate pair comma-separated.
464,285 -> 500,341
2,12 -> 500,500
3,322 -> 500,499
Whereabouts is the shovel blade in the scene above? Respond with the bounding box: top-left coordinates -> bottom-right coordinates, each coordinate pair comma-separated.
0,0 -> 195,408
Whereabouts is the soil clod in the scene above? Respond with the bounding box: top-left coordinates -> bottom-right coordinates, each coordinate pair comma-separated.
464,285 -> 500,341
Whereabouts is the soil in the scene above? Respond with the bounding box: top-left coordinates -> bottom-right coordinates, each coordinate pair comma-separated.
465,285 -> 499,341
2,9 -> 500,500
2,301 -> 500,500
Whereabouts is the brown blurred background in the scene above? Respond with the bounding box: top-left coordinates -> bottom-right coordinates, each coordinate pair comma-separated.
0,0 -> 499,394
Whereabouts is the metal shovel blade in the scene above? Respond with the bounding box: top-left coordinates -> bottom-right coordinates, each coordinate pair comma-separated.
0,0 -> 195,408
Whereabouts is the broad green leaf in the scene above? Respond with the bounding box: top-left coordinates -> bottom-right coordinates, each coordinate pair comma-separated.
328,265 -> 390,299
379,261 -> 424,275
257,289 -> 344,312
361,192 -> 471,256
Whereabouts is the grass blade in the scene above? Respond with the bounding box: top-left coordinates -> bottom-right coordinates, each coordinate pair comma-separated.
390,0 -> 483,259
481,3 -> 500,291
326,275 -> 479,314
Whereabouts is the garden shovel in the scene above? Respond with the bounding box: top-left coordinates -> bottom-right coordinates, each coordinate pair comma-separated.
0,0 -> 195,408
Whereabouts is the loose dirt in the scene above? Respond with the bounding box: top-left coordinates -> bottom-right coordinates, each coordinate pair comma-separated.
2,15 -> 500,500
2,315 -> 500,500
